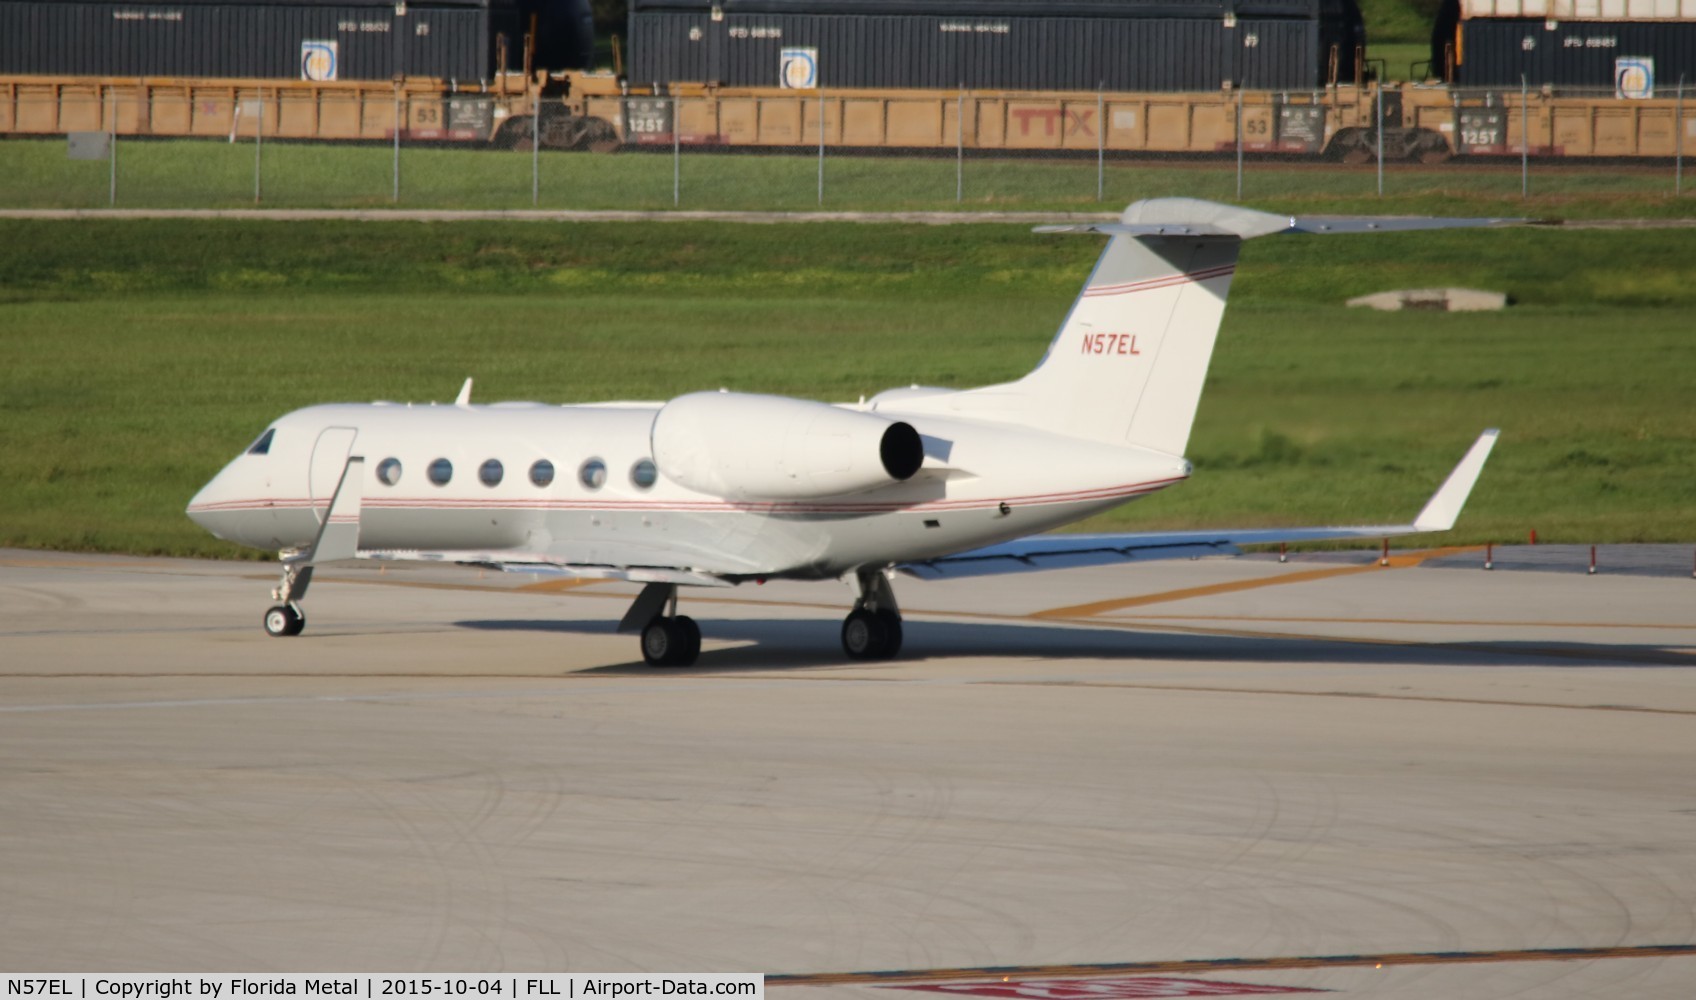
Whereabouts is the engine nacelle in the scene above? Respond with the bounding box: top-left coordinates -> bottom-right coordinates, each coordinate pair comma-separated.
651,391 -> 924,501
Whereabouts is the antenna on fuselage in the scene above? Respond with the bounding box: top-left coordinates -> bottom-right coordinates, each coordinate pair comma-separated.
455,378 -> 473,408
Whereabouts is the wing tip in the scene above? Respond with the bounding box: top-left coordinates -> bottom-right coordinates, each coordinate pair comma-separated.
1411,429 -> 1500,533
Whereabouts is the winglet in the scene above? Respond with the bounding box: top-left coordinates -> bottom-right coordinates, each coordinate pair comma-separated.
1412,429 -> 1499,532
455,378 -> 473,408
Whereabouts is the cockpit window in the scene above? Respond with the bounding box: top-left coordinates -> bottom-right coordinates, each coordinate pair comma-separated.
246,428 -> 275,455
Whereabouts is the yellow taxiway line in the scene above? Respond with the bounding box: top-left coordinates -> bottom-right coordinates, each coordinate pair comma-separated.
1033,546 -> 1484,619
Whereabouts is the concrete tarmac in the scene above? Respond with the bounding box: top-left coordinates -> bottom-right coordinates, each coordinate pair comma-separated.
2,548 -> 1694,998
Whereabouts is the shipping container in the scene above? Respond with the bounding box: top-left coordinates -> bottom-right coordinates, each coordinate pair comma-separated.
0,0 -> 594,82
1453,15 -> 1696,91
628,0 -> 1365,93
1459,0 -> 1696,18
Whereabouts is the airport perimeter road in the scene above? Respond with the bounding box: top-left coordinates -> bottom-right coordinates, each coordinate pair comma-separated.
2,548 -> 1694,997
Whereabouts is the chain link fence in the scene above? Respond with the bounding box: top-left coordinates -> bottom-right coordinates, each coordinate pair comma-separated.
4,88 -> 1694,212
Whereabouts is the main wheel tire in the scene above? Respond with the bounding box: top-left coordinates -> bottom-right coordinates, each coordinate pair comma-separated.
875,609 -> 903,660
842,609 -> 889,661
672,615 -> 702,666
641,617 -> 679,666
264,604 -> 303,637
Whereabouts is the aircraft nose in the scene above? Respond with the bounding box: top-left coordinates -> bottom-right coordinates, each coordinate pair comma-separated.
186,471 -> 232,535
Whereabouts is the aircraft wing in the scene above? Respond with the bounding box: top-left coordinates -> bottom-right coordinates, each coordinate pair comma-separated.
899,429 -> 1498,580
357,551 -> 736,588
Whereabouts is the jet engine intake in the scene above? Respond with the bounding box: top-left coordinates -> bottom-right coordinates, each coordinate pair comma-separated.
652,391 -> 924,501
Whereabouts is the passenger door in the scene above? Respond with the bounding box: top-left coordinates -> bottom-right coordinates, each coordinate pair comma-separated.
308,427 -> 360,524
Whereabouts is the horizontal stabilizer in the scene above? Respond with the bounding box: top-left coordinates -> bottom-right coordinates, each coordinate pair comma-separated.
901,430 -> 1498,581
1035,198 -> 1526,241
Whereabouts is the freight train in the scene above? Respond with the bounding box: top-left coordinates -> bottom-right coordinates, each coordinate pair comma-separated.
1,0 -> 1693,159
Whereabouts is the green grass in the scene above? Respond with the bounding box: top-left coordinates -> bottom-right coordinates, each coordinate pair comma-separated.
1,219 -> 1693,558
5,138 -> 1696,219
1360,0 -> 1442,45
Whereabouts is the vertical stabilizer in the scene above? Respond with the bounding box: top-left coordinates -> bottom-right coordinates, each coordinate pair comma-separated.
1012,230 -> 1240,455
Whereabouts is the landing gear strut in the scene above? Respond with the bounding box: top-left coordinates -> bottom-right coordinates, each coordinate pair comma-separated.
842,568 -> 903,661
263,562 -> 313,637
620,582 -> 702,667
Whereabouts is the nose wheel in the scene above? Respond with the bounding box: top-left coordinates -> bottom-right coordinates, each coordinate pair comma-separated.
261,563 -> 313,637
264,603 -> 305,637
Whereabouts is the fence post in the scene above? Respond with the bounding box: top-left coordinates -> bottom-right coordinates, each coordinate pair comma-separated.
673,97 -> 681,207
532,94 -> 541,207
108,86 -> 117,206
1236,86 -> 1245,200
1678,75 -> 1686,196
392,86 -> 402,204
254,87 -> 264,204
1520,74 -> 1529,199
1376,82 -> 1384,197
1097,83 -> 1105,202
956,86 -> 964,203
818,87 -> 825,206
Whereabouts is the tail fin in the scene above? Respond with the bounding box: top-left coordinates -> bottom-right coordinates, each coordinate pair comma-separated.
937,198 -> 1521,457
1015,221 -> 1242,455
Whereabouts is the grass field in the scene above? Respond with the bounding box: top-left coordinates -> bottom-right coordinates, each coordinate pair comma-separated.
5,137 -> 1696,219
2,219 -> 1692,559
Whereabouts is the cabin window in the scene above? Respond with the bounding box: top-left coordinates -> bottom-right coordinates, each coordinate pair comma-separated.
631,459 -> 658,490
579,458 -> 607,490
530,459 -> 555,487
246,428 -> 275,455
428,458 -> 453,486
479,459 -> 504,487
376,458 -> 402,486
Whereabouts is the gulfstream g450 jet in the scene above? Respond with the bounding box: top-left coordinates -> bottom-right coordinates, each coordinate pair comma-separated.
188,199 -> 1502,665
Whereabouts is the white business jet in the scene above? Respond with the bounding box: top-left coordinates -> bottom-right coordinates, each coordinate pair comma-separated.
188,198 -> 1501,665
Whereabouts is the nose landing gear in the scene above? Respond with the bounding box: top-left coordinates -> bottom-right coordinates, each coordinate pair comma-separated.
262,563 -> 313,637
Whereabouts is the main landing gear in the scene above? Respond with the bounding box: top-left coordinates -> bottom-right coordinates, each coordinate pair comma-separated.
262,563 -> 313,637
620,582 -> 703,667
841,568 -> 903,661
619,570 -> 907,666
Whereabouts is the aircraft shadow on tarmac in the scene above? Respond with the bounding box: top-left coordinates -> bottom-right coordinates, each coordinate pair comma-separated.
453,616 -> 1690,673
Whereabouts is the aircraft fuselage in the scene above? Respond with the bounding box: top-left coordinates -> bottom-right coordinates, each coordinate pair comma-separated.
187,400 -> 1190,580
